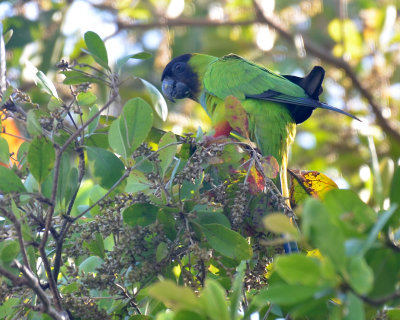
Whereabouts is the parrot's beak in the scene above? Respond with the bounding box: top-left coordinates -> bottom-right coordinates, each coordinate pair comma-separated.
162,78 -> 190,102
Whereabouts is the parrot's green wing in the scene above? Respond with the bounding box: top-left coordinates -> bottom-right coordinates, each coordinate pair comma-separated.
203,54 -> 360,122
203,54 -> 307,101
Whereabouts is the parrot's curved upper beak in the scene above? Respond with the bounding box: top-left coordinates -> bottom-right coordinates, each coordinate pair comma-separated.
162,78 -> 190,102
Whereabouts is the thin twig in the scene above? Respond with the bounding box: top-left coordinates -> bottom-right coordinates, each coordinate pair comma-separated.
11,260 -> 69,320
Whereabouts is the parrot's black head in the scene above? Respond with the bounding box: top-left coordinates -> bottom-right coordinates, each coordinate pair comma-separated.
161,54 -> 201,102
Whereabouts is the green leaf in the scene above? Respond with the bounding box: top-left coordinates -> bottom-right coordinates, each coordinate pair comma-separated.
3,28 -> 13,44
148,280 -> 201,312
83,232 -> 105,259
27,137 -> 55,184
157,209 -> 177,240
61,70 -> 104,85
325,189 -> 375,236
254,284 -> 327,306
84,31 -> 109,70
47,96 -> 62,111
158,131 -> 177,176
200,279 -> 229,320
274,254 -> 322,286
200,223 -> 252,260
344,292 -> 365,320
138,78 -> 168,121
0,86 -> 13,108
358,204 -> 397,255
0,166 -> 26,193
0,136 -> 9,163
191,205 -> 230,228
36,70 -> 59,98
387,309 -> 400,320
263,213 -> 298,237
61,282 -> 80,294
26,109 -> 42,137
86,146 -> 125,189
156,242 -> 168,262
77,91 -> 97,106
108,98 -> 153,158
0,298 -> 20,318
116,52 -> 152,71
302,198 -> 346,269
125,170 -> 151,193
230,261 -> 246,320
0,240 -> 19,263
390,166 -> 400,228
87,105 -> 100,135
347,256 -> 373,295
79,256 -> 104,273
123,203 -> 158,227
366,248 -> 400,298
0,240 -> 20,263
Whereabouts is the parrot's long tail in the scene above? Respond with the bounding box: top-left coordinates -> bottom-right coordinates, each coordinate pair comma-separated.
279,153 -> 299,253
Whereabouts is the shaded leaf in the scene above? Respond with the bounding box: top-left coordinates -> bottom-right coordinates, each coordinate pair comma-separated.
200,223 -> 252,260
253,284 -> 327,306
83,232 -> 105,259
26,109 -> 42,137
347,256 -> 373,295
61,70 -> 104,85
0,136 -> 9,163
147,280 -> 201,311
158,131 -> 177,176
125,170 -> 151,193
108,97 -> 153,158
0,166 -> 26,193
86,146 -> 124,189
156,242 -> 168,262
123,203 -> 158,227
0,240 -> 19,263
27,136 -> 55,184
79,256 -> 104,273
274,254 -> 322,286
77,91 -> 97,106
200,279 -> 229,320
263,213 -> 298,237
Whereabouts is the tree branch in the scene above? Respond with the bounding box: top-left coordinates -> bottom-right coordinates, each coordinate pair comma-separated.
11,260 -> 69,320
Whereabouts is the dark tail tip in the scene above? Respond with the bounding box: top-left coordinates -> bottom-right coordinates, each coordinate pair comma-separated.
303,66 -> 325,99
283,66 -> 325,99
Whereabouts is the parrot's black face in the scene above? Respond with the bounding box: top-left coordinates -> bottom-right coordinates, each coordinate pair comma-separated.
161,54 -> 199,102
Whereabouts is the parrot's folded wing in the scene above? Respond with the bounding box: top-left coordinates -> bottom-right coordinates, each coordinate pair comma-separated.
246,91 -> 361,122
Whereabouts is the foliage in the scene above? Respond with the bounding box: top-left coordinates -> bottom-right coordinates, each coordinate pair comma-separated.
0,1 -> 400,319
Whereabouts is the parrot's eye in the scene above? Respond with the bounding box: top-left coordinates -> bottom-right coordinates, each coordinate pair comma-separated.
173,63 -> 185,74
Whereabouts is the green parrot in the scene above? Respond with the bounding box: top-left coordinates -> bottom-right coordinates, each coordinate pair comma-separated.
161,53 -> 358,204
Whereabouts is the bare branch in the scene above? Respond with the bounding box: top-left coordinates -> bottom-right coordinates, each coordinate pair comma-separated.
11,260 -> 69,320
0,265 -> 25,286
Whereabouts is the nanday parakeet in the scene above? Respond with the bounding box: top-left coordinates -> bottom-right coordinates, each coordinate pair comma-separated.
161,53 -> 358,203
